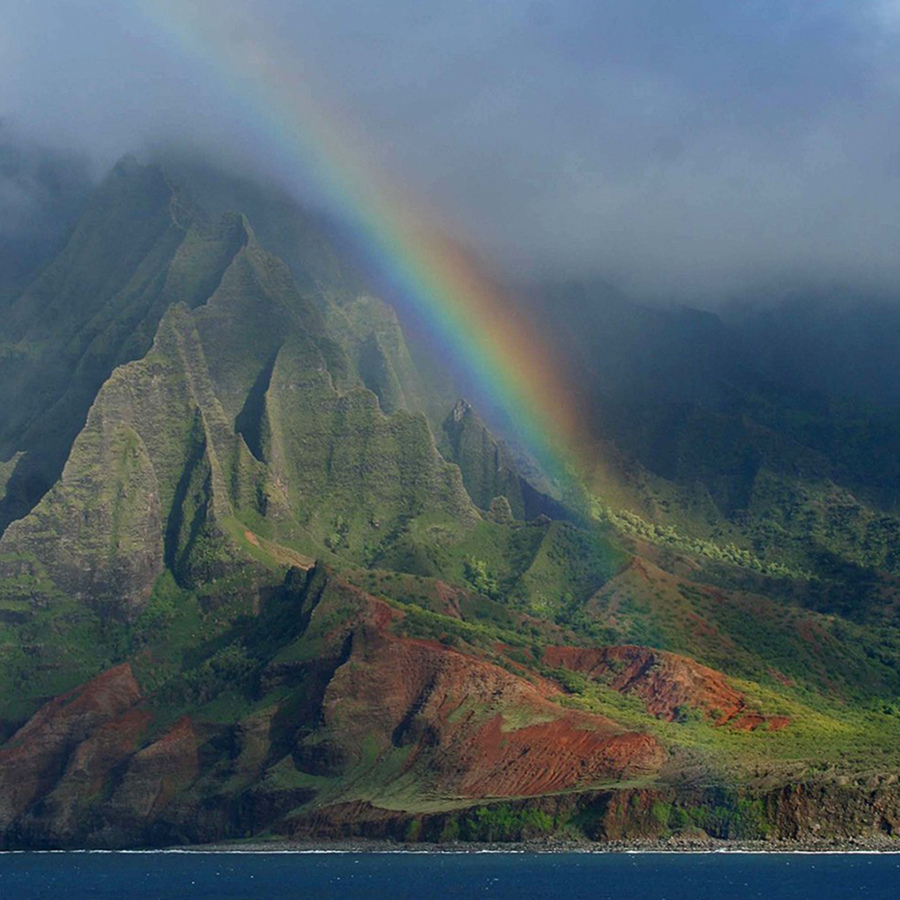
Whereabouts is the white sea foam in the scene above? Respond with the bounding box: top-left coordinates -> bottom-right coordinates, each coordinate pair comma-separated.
2,847 -> 900,856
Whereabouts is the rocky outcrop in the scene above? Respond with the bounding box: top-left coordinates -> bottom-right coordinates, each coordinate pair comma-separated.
441,399 -> 575,522
3,568 -> 900,850
442,400 -> 527,516
104,717 -> 200,831
0,159 -> 245,535
767,781 -> 900,840
286,781 -> 900,845
0,305 -> 251,616
0,220 -> 479,620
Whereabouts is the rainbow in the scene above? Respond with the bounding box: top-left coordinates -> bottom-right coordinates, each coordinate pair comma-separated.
132,0 -> 591,487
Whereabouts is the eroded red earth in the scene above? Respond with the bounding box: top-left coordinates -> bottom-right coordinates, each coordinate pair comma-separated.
544,644 -> 788,731
0,567 -> 784,845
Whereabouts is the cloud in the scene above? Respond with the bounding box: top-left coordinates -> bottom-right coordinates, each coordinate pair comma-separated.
4,0 -> 900,300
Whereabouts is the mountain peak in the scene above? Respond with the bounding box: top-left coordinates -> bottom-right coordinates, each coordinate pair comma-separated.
450,398 -> 474,423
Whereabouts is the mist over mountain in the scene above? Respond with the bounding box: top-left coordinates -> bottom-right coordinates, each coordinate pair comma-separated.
728,293 -> 900,409
0,128 -> 92,289
4,0 -> 900,854
7,1 -> 900,300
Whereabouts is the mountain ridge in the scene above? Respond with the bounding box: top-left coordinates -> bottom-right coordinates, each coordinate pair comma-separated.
2,155 -> 900,847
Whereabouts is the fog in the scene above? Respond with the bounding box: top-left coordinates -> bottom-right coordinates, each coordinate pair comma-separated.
5,0 -> 900,301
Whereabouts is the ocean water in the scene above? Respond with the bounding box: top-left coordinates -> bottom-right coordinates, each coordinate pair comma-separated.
0,851 -> 898,900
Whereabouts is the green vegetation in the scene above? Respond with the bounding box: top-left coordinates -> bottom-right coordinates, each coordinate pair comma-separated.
460,805 -> 555,842
549,661 -> 900,777
598,503 -> 806,579
646,797 -> 770,840
463,556 -> 501,599
5,156 -> 900,846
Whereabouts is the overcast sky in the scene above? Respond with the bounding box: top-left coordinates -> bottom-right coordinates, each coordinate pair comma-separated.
5,0 -> 900,300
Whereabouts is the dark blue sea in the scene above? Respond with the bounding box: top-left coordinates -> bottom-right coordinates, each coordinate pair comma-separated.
1,851 -> 898,899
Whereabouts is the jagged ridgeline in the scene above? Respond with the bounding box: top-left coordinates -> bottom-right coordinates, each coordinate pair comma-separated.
0,158 -> 454,605
0,158 -> 607,704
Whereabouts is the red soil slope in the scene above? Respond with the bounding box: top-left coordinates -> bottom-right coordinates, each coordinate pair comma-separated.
545,644 -> 744,723
311,593 -> 666,798
544,644 -> 786,731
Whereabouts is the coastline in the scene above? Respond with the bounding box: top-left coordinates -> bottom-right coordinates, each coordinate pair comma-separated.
177,835 -> 900,854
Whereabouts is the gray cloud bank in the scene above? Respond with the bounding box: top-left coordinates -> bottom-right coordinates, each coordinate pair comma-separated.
4,0 -> 900,301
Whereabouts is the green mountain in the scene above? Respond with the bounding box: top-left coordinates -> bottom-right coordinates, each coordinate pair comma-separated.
0,157 -> 239,531
2,159 -> 900,849
522,280 -> 900,597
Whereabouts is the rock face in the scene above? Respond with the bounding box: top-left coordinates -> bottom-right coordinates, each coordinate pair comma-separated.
0,159 -> 242,533
442,400 -> 527,516
0,664 -> 205,848
280,780 -> 900,846
324,293 -> 433,418
440,399 -> 574,522
105,717 -> 200,834
767,782 -> 900,841
0,306 -> 245,615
